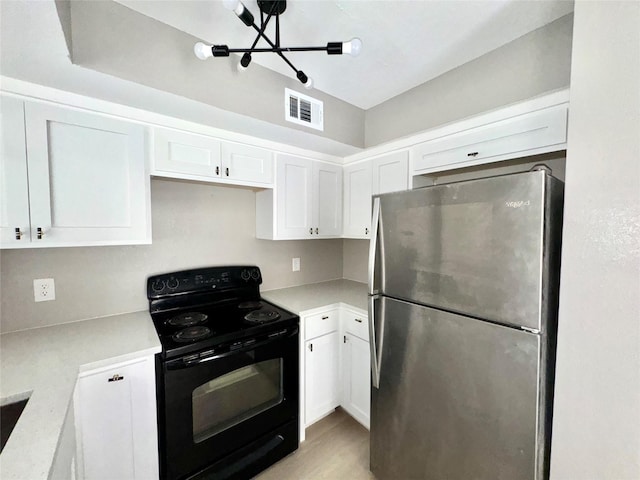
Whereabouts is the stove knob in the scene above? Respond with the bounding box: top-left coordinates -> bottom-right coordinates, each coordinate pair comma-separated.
250,269 -> 260,280
166,277 -> 179,290
241,270 -> 251,281
151,280 -> 165,293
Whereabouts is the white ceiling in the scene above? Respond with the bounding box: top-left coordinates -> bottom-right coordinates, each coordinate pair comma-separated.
115,0 -> 574,109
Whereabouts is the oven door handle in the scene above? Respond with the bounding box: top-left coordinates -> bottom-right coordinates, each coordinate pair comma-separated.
165,327 -> 298,370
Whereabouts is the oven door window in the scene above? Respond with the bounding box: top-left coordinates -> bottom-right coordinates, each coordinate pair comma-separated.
192,358 -> 283,443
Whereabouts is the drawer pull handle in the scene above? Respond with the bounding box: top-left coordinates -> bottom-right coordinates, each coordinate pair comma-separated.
37,227 -> 44,239
14,228 -> 23,240
309,343 -> 313,352
216,166 -> 220,175
467,152 -> 479,157
315,227 -> 319,235
309,228 -> 313,235
225,167 -> 230,176
365,227 -> 369,235
321,316 -> 329,320
354,318 -> 363,323
108,374 -> 124,382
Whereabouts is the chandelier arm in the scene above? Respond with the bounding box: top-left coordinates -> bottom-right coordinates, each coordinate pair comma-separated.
248,12 -> 275,51
247,24 -> 301,74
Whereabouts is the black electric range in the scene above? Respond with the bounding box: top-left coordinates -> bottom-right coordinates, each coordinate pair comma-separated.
147,266 -> 300,480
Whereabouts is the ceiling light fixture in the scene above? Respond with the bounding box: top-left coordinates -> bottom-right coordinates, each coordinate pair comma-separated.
194,0 -> 362,89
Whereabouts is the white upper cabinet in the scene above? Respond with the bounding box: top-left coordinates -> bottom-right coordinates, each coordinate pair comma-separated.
313,161 -> 342,237
372,151 -> 409,195
411,104 -> 568,174
343,162 -> 372,239
1,98 -> 151,248
256,154 -> 341,240
153,127 -> 221,179
153,129 -> 273,186
0,96 -> 30,247
221,142 -> 274,184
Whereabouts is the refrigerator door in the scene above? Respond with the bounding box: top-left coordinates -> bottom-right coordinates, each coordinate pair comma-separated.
375,170 -> 562,331
370,297 -> 545,480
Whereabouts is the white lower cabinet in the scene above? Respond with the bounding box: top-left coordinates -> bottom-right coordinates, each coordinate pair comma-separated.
341,333 -> 371,429
303,309 -> 340,427
301,306 -> 370,438
74,356 -> 159,480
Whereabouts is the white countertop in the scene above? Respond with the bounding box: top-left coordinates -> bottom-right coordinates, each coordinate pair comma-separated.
262,279 -> 368,314
0,311 -> 161,480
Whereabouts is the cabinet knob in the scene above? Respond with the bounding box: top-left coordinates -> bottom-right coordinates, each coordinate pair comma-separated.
14,228 -> 23,240
467,151 -> 479,157
36,227 -> 44,240
108,374 -> 124,382
315,227 -> 319,235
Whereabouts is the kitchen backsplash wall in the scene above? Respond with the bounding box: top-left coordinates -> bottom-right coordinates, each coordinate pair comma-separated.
342,239 -> 369,283
0,179 -> 343,333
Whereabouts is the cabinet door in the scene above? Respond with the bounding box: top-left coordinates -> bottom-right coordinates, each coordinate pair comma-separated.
24,102 -> 150,246
372,151 -> 409,195
221,142 -> 273,185
412,104 -> 568,174
313,161 -> 342,237
0,96 -> 31,247
343,162 -> 372,238
276,155 -> 313,239
153,127 -> 221,178
304,331 -> 340,426
75,357 -> 159,480
342,333 -> 371,429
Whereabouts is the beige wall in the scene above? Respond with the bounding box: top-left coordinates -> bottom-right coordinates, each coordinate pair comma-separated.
0,179 -> 343,333
550,1 -> 640,478
342,239 -> 369,283
365,14 -> 573,147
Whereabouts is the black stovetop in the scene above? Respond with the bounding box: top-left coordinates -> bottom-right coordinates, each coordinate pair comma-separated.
151,299 -> 298,359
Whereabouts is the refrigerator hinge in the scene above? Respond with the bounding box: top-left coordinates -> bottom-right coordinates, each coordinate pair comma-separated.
521,326 -> 539,334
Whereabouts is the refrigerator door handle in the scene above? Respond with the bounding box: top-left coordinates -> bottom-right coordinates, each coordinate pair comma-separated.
369,294 -> 383,389
368,197 -> 381,295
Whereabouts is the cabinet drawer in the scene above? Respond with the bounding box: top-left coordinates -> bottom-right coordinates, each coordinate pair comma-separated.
304,310 -> 339,339
412,104 -> 568,174
343,311 -> 369,342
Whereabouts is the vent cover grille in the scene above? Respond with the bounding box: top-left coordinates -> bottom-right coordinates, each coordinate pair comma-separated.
285,88 -> 323,131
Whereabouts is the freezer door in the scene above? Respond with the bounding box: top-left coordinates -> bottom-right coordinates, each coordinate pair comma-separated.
370,297 -> 547,480
376,170 -> 563,331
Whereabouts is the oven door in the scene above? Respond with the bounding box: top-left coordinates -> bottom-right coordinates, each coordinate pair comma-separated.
160,327 -> 299,480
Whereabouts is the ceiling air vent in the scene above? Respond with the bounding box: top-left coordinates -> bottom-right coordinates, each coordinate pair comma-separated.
285,88 -> 323,131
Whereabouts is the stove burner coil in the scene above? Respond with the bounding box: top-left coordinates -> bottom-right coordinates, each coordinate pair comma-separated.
166,312 -> 208,328
244,309 -> 281,324
172,326 -> 213,343
238,301 -> 263,310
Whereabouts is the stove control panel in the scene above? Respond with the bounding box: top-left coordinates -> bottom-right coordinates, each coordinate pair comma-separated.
147,266 -> 262,298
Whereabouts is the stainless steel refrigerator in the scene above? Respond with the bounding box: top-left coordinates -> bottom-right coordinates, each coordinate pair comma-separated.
368,168 -> 563,480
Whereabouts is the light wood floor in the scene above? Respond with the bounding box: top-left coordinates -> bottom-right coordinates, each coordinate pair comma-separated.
255,408 -> 375,480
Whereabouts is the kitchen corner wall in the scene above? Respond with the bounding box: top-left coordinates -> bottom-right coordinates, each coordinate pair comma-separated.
365,13 -> 573,147
342,239 -> 369,284
0,179 -> 343,334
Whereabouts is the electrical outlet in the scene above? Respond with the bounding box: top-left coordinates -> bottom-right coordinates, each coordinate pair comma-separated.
34,278 -> 55,302
292,258 -> 300,272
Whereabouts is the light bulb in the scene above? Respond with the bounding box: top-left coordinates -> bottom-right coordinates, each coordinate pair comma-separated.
343,37 -> 362,57
304,77 -> 314,90
194,42 -> 213,60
